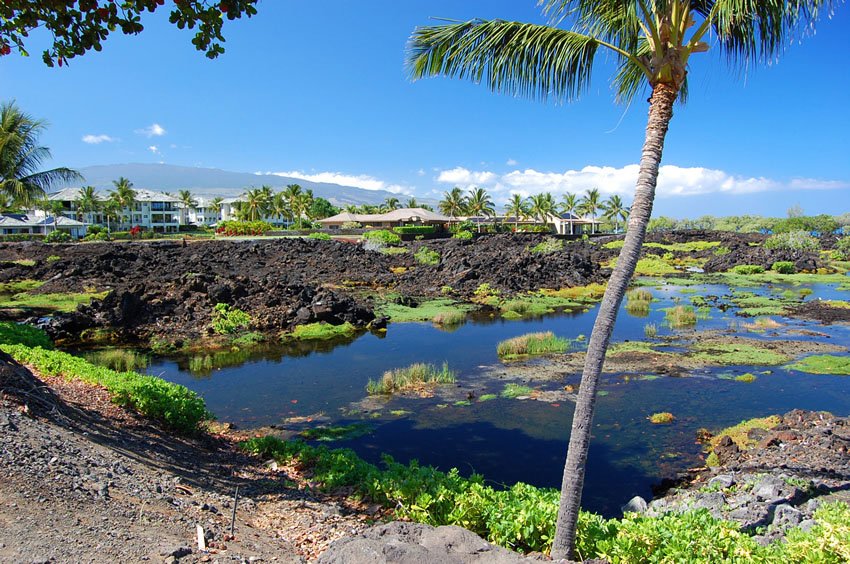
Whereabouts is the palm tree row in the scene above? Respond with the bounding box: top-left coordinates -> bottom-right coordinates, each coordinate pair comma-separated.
343,197 -> 434,215
503,188 -> 630,233
234,184 -> 315,228
438,187 -> 495,227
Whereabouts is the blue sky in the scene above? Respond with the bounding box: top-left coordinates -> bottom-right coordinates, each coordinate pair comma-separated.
1,1 -> 848,217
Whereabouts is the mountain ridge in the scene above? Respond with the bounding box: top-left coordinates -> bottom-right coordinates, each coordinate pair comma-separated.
64,163 -> 423,207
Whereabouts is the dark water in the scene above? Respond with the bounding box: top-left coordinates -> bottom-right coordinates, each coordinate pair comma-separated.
143,278 -> 850,516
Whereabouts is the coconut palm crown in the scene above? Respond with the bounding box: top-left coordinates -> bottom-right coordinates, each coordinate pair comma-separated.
0,101 -> 82,207
407,1 -> 836,558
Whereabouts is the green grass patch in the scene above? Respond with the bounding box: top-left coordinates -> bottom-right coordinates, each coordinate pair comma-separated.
0,289 -> 108,313
497,332 -> 570,359
664,305 -> 697,328
378,298 -> 472,323
0,279 -> 44,294
735,373 -> 757,383
239,436 -> 850,560
3,259 -> 36,267
691,342 -> 790,366
282,322 -> 357,341
1,344 -> 211,433
500,383 -> 535,399
300,423 -> 371,442
643,323 -> 658,338
625,288 -> 652,317
432,310 -> 466,326
786,355 -> 850,376
231,331 -> 266,347
366,362 -> 456,395
478,393 -> 498,402
84,349 -> 150,372
0,321 -> 53,348
608,256 -> 678,276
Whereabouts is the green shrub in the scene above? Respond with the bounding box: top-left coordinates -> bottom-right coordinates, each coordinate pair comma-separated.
393,225 -> 436,235
771,261 -> 796,274
414,246 -> 440,265
731,264 -> 765,275
453,230 -> 473,240
0,321 -> 53,348
649,412 -> 675,424
341,221 -> 362,229
366,362 -> 456,395
84,231 -> 111,242
215,220 -> 273,236
210,303 -> 251,334
1,344 -> 211,432
764,230 -> 820,252
832,237 -> 850,261
363,229 -> 402,246
45,230 -> 72,243
307,232 -> 332,241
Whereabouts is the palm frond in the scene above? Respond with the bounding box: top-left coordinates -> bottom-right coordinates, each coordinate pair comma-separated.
705,0 -> 835,65
21,168 -> 82,192
407,19 -> 600,103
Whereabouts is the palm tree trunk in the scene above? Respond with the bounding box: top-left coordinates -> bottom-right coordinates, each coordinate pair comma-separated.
550,82 -> 678,560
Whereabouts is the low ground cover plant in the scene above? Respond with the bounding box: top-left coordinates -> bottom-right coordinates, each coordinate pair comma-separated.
393,225 -> 436,235
307,232 -> 332,241
366,362 -> 455,395
453,230 -> 473,240
771,261 -> 796,274
530,237 -> 564,255
240,436 -> 850,561
732,264 -> 765,275
500,383 -> 536,398
0,321 -> 54,348
786,354 -> 850,376
1,344 -> 210,433
649,412 -> 675,424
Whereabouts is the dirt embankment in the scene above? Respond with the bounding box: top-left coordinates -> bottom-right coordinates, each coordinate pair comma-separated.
0,235 -> 608,346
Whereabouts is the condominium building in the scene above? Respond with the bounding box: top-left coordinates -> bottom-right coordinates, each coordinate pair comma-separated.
36,188 -> 182,233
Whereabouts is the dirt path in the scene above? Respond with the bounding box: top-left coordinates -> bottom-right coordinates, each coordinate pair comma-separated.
0,355 -> 371,563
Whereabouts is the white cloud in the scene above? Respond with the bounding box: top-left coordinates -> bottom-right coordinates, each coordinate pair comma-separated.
265,170 -> 413,195
136,123 -> 166,137
417,169 -> 426,176
435,164 -> 846,203
436,167 -> 498,186
82,134 -> 116,144
506,158 -> 519,166
148,145 -> 161,155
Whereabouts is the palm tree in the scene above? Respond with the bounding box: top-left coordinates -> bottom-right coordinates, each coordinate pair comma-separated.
292,193 -> 313,229
241,188 -> 267,222
466,187 -> 495,232
439,187 -> 467,224
210,197 -> 224,222
405,197 -> 420,209
407,1 -> 834,557
383,197 -> 400,211
109,177 -> 136,229
561,192 -> 579,235
505,194 -> 528,230
578,187 -> 602,234
271,192 -> 292,226
528,192 -> 556,228
101,199 -> 120,233
601,194 -> 629,233
75,186 -> 101,225
177,189 -> 198,225
0,102 -> 82,207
